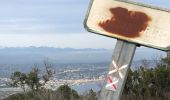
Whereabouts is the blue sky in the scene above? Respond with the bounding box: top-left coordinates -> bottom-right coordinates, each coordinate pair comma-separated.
0,0 -> 169,49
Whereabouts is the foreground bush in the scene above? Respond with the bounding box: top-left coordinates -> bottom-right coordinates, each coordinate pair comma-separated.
3,85 -> 97,100
9,60 -> 54,92
122,58 -> 170,100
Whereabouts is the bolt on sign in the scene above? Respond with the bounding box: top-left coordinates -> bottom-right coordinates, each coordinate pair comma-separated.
84,0 -> 170,51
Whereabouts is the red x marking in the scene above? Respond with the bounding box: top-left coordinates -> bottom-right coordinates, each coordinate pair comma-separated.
108,76 -> 117,90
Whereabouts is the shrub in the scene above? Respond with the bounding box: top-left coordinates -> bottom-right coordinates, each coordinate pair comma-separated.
3,85 -> 97,100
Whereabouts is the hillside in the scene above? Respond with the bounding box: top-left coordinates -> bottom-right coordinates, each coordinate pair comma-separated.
0,46 -> 165,64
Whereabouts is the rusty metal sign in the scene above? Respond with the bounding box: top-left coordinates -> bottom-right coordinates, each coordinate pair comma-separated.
84,0 -> 170,51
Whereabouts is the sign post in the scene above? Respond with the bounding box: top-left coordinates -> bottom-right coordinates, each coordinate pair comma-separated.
167,51 -> 170,60
98,40 -> 136,100
84,0 -> 170,100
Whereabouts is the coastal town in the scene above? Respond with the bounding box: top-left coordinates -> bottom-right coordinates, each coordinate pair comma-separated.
0,63 -> 107,99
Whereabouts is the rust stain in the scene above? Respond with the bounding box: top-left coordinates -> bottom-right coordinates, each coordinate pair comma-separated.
98,7 -> 152,38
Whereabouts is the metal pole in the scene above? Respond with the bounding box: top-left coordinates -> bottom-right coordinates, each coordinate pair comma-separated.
98,40 -> 136,100
167,51 -> 170,60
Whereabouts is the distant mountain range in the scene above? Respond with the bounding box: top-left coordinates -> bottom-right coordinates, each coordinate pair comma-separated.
0,46 -> 166,64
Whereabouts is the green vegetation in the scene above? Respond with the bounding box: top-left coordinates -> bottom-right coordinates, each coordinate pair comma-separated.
4,60 -> 97,100
122,58 -> 170,100
3,85 -> 97,100
8,61 -> 54,92
3,58 -> 170,100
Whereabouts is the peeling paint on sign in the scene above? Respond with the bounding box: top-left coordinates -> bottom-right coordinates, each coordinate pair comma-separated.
99,7 -> 151,38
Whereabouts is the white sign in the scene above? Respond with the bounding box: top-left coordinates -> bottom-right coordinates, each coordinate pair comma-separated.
84,0 -> 170,51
